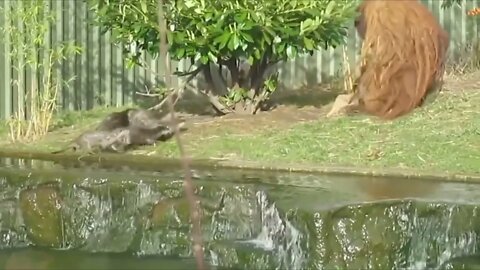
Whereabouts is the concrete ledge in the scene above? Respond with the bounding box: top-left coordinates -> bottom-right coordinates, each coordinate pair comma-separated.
0,149 -> 479,183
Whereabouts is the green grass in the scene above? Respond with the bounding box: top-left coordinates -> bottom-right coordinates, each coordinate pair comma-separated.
0,105 -> 132,152
156,90 -> 480,174
0,90 -> 479,175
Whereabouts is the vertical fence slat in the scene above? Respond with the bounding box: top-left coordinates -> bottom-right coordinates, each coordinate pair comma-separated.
79,2 -> 88,110
87,7 -> 101,108
42,0 -> 52,107
11,0 -> 23,118
63,0 -> 75,111
113,47 -> 124,107
102,30 -> 112,107
87,4 -> 100,109
23,1 -> 32,120
315,51 -> 323,84
73,0 -> 81,110
0,0 -> 11,119
86,6 -> 94,109
52,0 -> 63,109
123,64 -> 134,106
10,2 -> 19,119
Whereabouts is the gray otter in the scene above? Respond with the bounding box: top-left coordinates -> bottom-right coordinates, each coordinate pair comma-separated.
52,108 -> 187,154
51,129 -> 130,154
96,108 -> 173,131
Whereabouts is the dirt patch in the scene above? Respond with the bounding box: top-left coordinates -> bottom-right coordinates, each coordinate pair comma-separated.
182,105 -> 326,137
177,72 -> 480,138
444,70 -> 480,91
170,83 -> 340,137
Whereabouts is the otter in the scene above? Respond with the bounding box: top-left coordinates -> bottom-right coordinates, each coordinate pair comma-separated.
52,119 -> 187,154
96,108 -> 173,132
94,108 -> 132,131
51,128 -> 131,154
95,107 -> 187,148
52,107 -> 187,154
127,121 -> 187,147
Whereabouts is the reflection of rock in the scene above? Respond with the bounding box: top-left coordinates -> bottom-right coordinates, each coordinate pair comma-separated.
149,197 -> 190,228
309,201 -> 480,269
4,249 -> 53,270
358,177 -> 437,200
0,247 -> 199,269
439,254 -> 480,270
2,175 -> 480,270
134,185 -> 307,269
19,185 -> 64,248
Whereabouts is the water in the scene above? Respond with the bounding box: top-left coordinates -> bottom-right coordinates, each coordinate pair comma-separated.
0,156 -> 480,269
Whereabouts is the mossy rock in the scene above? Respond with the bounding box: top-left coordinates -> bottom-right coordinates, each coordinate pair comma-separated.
19,185 -> 64,248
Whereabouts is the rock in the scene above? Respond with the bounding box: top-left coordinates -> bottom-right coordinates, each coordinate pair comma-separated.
19,185 -> 64,248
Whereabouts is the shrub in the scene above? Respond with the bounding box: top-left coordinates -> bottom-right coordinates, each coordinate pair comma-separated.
89,0 -> 358,114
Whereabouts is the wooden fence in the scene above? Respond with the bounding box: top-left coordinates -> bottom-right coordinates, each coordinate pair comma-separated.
0,0 -> 478,119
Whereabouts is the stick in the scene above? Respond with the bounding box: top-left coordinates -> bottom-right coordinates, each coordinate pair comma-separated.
157,1 -> 207,270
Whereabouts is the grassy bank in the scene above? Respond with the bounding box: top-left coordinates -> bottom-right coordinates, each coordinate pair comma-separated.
0,87 -> 479,175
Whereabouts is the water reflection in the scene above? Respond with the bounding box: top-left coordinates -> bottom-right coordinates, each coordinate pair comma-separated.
1,248 -> 200,270
0,157 -> 479,269
357,176 -> 437,200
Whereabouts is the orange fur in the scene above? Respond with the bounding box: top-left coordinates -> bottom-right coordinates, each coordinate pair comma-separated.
351,0 -> 450,119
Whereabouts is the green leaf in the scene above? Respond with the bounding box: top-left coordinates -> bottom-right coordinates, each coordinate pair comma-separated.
140,0 -> 148,13
276,43 -> 286,54
286,46 -> 297,59
234,12 -> 247,23
207,51 -> 217,63
303,37 -> 314,51
247,56 -> 254,65
240,32 -> 254,43
300,18 -> 316,35
175,48 -> 186,59
200,54 -> 209,64
324,1 -> 336,16
214,32 -> 231,49
254,49 -> 261,60
263,32 -> 272,45
233,91 -> 242,103
227,33 -> 240,51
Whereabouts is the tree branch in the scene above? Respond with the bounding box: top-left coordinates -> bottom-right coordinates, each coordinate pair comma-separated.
147,66 -> 203,111
157,2 -> 206,270
202,65 -> 232,115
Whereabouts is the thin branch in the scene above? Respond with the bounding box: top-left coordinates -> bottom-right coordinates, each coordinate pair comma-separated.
147,66 -> 203,111
136,92 -> 163,97
201,66 -> 232,114
133,54 -> 203,111
157,1 -> 207,270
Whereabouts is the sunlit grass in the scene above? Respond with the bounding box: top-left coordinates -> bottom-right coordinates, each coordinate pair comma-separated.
0,89 -> 478,175
156,90 -> 480,174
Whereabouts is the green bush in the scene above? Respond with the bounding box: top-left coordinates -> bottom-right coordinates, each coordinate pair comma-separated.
88,0 -> 357,114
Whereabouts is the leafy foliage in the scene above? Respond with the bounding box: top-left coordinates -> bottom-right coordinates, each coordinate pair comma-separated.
0,0 -> 82,142
88,0 -> 358,114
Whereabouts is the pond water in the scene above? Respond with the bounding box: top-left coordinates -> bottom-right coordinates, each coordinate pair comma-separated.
0,156 -> 480,270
